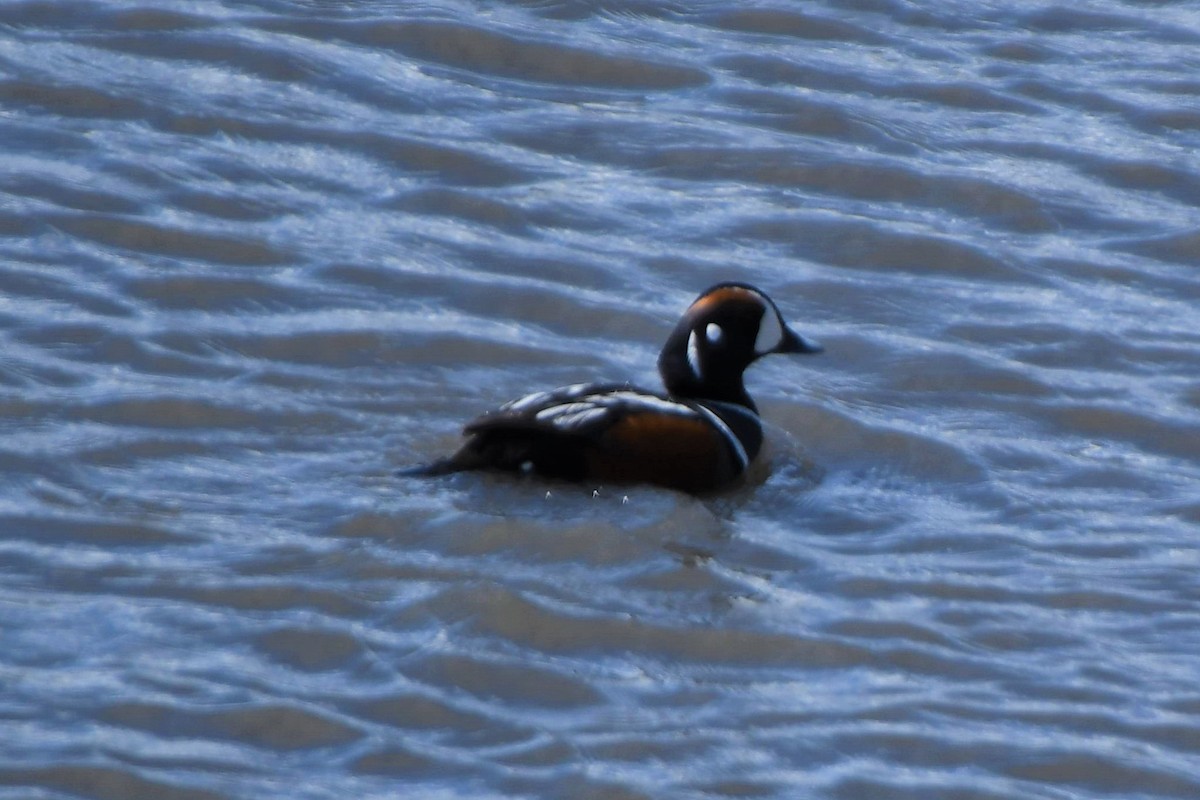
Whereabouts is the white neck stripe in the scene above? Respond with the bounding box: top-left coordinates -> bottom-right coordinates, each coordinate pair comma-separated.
700,399 -> 759,420
691,403 -> 749,472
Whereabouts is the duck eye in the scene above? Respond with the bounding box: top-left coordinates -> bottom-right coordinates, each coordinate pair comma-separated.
705,323 -> 723,344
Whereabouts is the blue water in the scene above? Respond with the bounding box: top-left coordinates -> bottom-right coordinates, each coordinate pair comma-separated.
2,1 -> 1199,798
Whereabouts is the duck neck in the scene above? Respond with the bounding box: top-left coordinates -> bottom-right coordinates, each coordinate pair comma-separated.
658,348 -> 756,410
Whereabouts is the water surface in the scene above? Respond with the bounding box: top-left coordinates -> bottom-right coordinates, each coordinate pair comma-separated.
2,1 -> 1199,798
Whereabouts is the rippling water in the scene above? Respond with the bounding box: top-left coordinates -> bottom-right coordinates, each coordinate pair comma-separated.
3,1 -> 1199,798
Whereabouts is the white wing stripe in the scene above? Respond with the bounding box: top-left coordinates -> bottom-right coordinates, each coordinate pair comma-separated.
602,392 -> 697,416
500,389 -> 750,464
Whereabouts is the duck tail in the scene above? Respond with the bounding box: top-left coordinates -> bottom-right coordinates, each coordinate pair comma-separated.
397,445 -> 491,478
396,458 -> 465,478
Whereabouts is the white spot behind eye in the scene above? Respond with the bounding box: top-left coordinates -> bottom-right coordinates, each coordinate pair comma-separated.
755,308 -> 784,354
705,322 -> 723,344
687,329 -> 702,379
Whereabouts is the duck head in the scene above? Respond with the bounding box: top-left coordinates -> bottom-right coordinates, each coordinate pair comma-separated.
657,282 -> 822,409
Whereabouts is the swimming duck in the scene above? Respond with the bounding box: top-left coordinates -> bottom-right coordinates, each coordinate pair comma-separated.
402,282 -> 821,493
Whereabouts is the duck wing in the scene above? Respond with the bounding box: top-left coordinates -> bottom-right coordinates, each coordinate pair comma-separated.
446,383 -> 747,492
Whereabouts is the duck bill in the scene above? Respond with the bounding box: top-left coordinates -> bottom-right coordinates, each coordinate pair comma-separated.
778,326 -> 823,355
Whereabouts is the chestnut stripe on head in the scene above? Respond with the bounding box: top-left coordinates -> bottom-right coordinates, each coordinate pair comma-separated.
688,286 -> 758,317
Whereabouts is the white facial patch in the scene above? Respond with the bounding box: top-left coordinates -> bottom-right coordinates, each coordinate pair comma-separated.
687,329 -> 702,379
705,322 -> 723,344
754,307 -> 784,354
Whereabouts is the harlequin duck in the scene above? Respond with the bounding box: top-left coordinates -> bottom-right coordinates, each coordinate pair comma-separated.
402,282 -> 822,493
